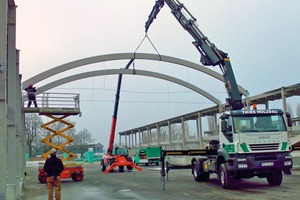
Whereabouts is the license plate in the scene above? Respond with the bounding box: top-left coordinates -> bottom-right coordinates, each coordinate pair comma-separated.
261,162 -> 274,167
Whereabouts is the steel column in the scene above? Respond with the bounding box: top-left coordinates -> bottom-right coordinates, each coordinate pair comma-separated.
0,0 -> 8,197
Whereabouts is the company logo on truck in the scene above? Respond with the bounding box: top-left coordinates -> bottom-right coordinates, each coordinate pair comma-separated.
241,110 -> 278,114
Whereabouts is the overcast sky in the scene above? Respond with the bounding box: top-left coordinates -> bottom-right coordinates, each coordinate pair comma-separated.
16,0 -> 300,148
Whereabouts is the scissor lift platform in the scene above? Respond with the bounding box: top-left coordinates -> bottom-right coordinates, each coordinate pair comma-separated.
23,107 -> 81,115
38,162 -> 84,183
23,92 -> 81,116
23,92 -> 84,182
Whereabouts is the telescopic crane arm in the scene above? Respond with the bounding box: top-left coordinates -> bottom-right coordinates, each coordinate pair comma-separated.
107,59 -> 134,155
145,0 -> 244,110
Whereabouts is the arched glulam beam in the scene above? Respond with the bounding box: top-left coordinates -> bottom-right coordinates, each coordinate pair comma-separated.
37,69 -> 222,106
22,52 -> 248,96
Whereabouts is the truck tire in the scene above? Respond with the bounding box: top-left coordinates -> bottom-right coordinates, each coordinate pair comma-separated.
38,173 -> 47,184
218,163 -> 234,189
119,166 -> 124,172
100,160 -> 106,171
267,169 -> 283,186
126,156 -> 133,170
192,161 -> 210,182
72,173 -> 83,182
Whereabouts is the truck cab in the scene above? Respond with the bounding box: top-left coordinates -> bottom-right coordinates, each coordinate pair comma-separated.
213,109 -> 293,188
220,109 -> 292,154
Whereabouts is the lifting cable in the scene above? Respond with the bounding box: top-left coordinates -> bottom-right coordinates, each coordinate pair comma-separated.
134,33 -> 162,63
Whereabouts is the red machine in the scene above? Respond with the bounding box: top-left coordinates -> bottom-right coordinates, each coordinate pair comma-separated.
38,162 -> 84,183
100,60 -> 142,174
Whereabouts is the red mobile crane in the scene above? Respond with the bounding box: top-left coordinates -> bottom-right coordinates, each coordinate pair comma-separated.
100,60 -> 142,173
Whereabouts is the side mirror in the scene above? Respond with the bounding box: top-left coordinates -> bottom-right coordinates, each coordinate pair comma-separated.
287,118 -> 293,127
286,112 -> 293,127
220,113 -> 228,120
221,120 -> 228,133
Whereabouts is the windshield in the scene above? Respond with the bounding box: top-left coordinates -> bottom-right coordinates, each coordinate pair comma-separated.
232,114 -> 287,133
115,147 -> 129,155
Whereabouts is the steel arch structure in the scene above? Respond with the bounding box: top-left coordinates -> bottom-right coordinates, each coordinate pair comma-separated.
37,68 -> 222,106
22,52 -> 248,96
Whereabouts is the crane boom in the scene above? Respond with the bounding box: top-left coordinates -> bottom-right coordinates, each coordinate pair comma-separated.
107,59 -> 134,155
145,0 -> 244,110
101,59 -> 142,173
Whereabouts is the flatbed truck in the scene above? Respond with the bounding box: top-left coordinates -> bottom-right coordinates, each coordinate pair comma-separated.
145,0 -> 293,189
134,147 -> 161,166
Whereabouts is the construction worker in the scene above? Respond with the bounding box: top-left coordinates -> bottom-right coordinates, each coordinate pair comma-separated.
43,148 -> 64,200
24,84 -> 38,107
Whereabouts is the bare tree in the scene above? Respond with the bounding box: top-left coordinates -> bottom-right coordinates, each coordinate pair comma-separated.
74,128 -> 95,157
141,131 -> 148,144
184,121 -> 190,139
171,124 -> 181,140
25,113 -> 43,157
150,129 -> 158,143
160,126 -> 168,142
46,119 -> 76,146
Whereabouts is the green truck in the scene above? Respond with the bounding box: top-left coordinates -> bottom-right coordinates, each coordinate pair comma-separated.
134,147 -> 161,166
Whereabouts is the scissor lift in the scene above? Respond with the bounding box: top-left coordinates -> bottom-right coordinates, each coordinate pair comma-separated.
40,114 -> 76,162
23,92 -> 84,183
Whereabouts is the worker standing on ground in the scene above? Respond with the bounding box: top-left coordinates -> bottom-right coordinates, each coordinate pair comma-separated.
24,84 -> 38,107
43,148 -> 64,200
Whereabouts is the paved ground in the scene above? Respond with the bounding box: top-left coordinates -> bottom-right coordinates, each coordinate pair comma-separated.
21,161 -> 300,200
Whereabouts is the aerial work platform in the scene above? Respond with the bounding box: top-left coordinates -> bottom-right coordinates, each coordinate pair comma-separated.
23,92 -> 81,115
23,92 -> 81,162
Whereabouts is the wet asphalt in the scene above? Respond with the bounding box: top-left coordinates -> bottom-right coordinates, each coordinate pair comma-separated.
21,161 -> 300,200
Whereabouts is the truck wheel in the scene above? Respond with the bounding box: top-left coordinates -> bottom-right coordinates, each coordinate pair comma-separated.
38,173 -> 47,184
126,157 -> 134,170
267,169 -> 282,186
72,173 -> 83,182
119,166 -> 124,172
218,163 -> 234,189
100,160 -> 106,171
192,161 -> 210,182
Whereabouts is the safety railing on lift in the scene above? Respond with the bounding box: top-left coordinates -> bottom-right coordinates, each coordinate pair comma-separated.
23,92 -> 81,115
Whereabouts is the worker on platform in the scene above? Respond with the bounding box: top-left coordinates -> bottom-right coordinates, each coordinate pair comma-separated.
24,84 -> 38,107
43,148 -> 64,200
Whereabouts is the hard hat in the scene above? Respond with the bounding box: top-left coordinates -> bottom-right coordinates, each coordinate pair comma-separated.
50,148 -> 57,155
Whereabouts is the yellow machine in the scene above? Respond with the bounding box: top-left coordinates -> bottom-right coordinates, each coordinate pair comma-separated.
41,114 -> 76,162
